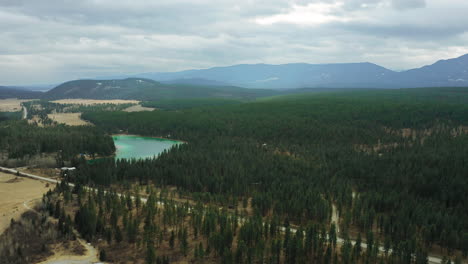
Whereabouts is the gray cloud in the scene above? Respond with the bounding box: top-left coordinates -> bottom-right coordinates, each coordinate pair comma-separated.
0,0 -> 467,85
392,0 -> 426,10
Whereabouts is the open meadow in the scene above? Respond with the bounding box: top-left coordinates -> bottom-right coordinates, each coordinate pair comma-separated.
0,172 -> 50,234
0,99 -> 31,112
123,104 -> 155,112
47,112 -> 91,126
51,99 -> 139,105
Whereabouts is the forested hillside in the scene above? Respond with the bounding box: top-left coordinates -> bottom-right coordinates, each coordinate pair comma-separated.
44,78 -> 276,101
80,88 -> 468,261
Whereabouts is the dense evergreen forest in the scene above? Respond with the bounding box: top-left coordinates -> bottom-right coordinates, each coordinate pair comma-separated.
78,88 -> 468,261
0,111 -> 21,122
141,98 -> 242,110
2,88 -> 467,263
43,178 -> 455,264
0,120 -> 114,160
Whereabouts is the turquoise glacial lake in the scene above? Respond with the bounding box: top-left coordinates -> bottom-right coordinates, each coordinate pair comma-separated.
113,135 -> 181,160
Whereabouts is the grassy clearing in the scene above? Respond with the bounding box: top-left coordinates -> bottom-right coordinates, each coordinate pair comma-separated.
51,99 -> 140,105
0,172 -> 50,234
0,99 -> 31,112
47,113 -> 91,126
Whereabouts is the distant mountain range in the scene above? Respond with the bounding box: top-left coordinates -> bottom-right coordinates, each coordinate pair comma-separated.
104,54 -> 468,89
0,86 -> 43,99
2,54 -> 468,101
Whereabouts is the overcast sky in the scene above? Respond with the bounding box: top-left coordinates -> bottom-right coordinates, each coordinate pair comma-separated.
1,0 -> 468,85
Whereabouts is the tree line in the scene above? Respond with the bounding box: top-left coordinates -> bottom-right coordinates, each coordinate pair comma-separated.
0,120 -> 115,160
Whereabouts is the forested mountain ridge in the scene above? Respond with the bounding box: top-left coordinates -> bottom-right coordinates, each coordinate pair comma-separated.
43,78 -> 276,101
130,62 -> 394,89
393,54 -> 468,88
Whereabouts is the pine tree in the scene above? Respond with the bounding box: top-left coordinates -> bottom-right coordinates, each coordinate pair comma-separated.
354,233 -> 362,260
115,226 -> 123,243
146,242 -> 156,264
169,230 -> 175,249
99,249 -> 107,261
180,227 -> 189,256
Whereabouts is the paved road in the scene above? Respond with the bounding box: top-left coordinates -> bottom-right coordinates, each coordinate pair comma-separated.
0,166 -> 457,264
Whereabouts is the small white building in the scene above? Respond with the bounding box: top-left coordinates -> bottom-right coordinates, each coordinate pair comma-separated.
60,167 -> 76,171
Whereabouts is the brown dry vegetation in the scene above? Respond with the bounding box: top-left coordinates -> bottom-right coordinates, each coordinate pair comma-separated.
384,125 -> 468,139
123,104 -> 155,112
36,238 -> 96,264
47,113 -> 91,126
20,167 -> 62,180
0,172 -> 50,234
0,210 -> 62,264
354,141 -> 400,155
0,152 -> 58,168
38,240 -> 88,264
112,183 -> 255,219
0,198 -> 91,264
0,99 -> 32,112
84,206 -> 220,264
52,99 -> 140,105
355,125 -> 468,155
28,115 -> 44,127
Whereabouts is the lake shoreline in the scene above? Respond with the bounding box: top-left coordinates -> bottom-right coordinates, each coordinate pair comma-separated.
111,133 -> 187,144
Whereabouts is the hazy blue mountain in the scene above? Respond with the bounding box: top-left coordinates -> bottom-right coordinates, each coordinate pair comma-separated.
160,78 -> 230,87
132,62 -> 394,89
0,86 -> 43,99
388,54 -> 468,87
103,54 -> 468,89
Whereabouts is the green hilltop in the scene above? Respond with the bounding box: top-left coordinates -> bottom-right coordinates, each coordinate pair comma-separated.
44,78 -> 277,101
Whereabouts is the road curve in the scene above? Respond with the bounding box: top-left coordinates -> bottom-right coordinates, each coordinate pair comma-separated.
0,166 -> 456,264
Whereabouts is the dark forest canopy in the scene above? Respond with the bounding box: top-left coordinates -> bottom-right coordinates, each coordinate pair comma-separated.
0,120 -> 115,160
141,98 -> 242,110
0,111 -> 21,122
79,88 -> 468,256
1,87 -> 467,261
